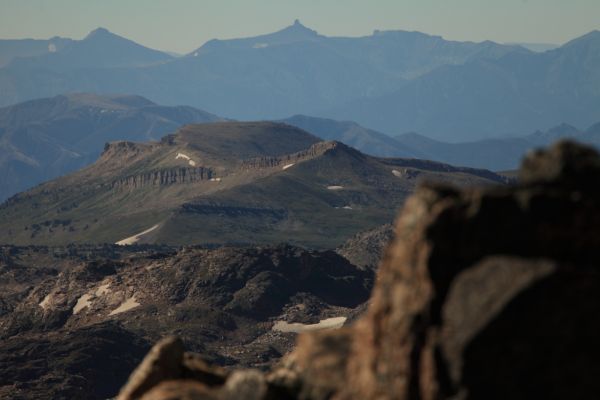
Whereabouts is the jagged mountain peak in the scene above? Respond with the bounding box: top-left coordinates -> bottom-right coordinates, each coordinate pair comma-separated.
278,19 -> 319,36
247,19 -> 320,44
193,20 -> 321,54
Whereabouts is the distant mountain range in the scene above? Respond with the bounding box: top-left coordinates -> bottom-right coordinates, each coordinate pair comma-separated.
283,114 -> 600,171
6,21 -> 597,141
325,30 -> 600,140
280,115 -> 420,158
392,121 -> 600,171
1,22 -> 599,141
506,42 -> 559,52
0,93 -> 221,201
6,28 -> 173,71
0,121 -> 506,248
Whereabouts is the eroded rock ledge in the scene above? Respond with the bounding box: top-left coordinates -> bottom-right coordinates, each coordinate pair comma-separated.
118,141 -> 600,400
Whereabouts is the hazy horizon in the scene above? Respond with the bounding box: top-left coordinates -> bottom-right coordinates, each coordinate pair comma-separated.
1,0 -> 599,54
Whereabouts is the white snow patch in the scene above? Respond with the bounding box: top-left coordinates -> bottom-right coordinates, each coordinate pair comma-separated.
210,177 -> 222,182
175,152 -> 197,166
272,317 -> 347,333
109,296 -> 140,316
95,283 -> 111,297
343,206 -> 353,210
327,186 -> 344,190
253,43 -> 269,49
116,224 -> 159,246
282,163 -> 295,170
73,294 -> 93,315
39,294 -> 52,310
392,169 -> 402,177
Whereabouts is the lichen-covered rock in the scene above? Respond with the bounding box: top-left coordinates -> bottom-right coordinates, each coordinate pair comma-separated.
336,141 -> 600,399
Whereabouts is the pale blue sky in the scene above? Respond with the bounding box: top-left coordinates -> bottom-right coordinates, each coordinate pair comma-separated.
0,0 -> 599,53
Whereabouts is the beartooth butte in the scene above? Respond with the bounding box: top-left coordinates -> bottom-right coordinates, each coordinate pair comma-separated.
116,141 -> 600,400
0,121 -> 507,248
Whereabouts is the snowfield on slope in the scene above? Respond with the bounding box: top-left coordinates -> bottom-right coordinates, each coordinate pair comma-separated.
176,152 -> 197,166
272,316 -> 347,333
109,296 -> 140,316
116,224 -> 159,245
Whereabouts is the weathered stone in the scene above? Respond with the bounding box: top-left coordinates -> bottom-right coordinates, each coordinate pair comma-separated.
335,140 -> 600,399
182,353 -> 229,387
520,139 -> 600,184
283,329 -> 353,400
117,336 -> 185,400
140,380 -> 220,400
223,370 -> 267,400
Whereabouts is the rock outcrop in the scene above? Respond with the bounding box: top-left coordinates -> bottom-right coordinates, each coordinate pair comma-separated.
240,141 -> 341,170
336,223 -> 394,270
118,141 -> 600,399
111,167 -> 215,189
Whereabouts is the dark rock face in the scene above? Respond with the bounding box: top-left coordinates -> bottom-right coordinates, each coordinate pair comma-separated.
111,167 -> 215,189
118,141 -> 600,399
336,223 -> 394,270
0,322 -> 150,400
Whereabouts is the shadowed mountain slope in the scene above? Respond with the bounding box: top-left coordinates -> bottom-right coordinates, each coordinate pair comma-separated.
0,242 -> 373,399
395,121 -> 600,170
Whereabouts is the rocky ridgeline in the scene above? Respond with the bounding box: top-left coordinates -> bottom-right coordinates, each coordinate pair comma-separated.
117,141 -> 600,400
111,166 -> 215,189
99,141 -> 158,165
240,141 -> 348,170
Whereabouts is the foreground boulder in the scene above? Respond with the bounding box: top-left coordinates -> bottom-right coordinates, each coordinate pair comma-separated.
119,141 -> 600,399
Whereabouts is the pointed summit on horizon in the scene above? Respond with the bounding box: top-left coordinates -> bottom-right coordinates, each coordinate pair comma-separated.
84,27 -> 116,40
271,19 -> 320,40
18,26 -> 175,69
